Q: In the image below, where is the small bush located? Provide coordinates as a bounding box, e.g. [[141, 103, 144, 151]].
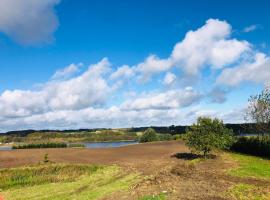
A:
[[43, 153, 49, 163], [158, 134, 173, 141], [12, 142, 67, 149], [231, 135, 270, 157], [139, 128, 158, 143], [173, 134, 183, 140]]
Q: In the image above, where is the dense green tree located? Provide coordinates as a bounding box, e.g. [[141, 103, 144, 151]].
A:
[[139, 128, 158, 143], [184, 117, 235, 156]]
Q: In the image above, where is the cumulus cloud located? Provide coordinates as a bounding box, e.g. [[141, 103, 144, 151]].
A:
[[0, 58, 111, 119], [217, 53, 270, 86], [120, 87, 201, 111], [133, 19, 250, 81], [163, 72, 176, 85], [0, 18, 266, 131], [52, 63, 83, 80], [171, 19, 250, 74], [136, 55, 172, 82], [109, 65, 135, 80], [208, 87, 228, 104], [0, 0, 60, 45]]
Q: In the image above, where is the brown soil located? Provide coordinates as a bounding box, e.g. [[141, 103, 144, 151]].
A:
[[0, 141, 269, 199]]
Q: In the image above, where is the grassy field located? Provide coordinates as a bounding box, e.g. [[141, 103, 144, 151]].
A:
[[226, 153, 270, 200], [0, 164, 139, 200], [228, 153, 270, 179]]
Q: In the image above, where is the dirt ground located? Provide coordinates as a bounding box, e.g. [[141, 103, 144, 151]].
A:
[[0, 141, 269, 199]]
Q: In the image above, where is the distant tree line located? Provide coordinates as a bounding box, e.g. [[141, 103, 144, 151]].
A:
[[0, 123, 259, 137]]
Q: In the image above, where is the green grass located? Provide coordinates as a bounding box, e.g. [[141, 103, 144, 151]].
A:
[[228, 153, 270, 180], [227, 184, 270, 200], [0, 164, 139, 200], [139, 193, 166, 200]]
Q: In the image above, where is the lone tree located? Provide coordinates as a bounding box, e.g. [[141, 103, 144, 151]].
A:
[[246, 87, 270, 135], [184, 117, 234, 157], [139, 128, 158, 143]]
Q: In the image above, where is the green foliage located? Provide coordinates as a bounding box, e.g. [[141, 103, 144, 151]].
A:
[[184, 117, 235, 156], [173, 134, 183, 140], [139, 128, 158, 143], [228, 153, 270, 179], [231, 136, 270, 157], [12, 142, 67, 149], [158, 133, 173, 141]]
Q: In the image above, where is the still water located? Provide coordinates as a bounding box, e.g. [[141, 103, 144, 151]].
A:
[[0, 141, 138, 151], [84, 141, 138, 148]]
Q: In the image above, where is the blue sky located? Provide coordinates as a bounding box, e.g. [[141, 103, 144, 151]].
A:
[[0, 0, 269, 131]]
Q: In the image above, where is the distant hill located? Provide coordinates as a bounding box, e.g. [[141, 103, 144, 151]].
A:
[[0, 123, 257, 136]]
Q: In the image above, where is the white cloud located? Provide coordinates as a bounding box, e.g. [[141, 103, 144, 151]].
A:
[[171, 19, 250, 74], [134, 19, 250, 80], [243, 24, 260, 33], [0, 58, 112, 119], [109, 65, 135, 80], [136, 55, 172, 82], [217, 53, 270, 86], [52, 63, 83, 80], [0, 104, 246, 132], [120, 87, 201, 111], [208, 87, 228, 103], [0, 0, 60, 45], [163, 72, 176, 85]]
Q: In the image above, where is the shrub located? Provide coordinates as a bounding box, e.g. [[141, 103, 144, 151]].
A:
[[173, 134, 183, 140], [158, 133, 173, 141], [12, 142, 67, 149], [139, 128, 158, 143], [43, 153, 49, 163], [184, 117, 235, 156], [231, 135, 270, 157]]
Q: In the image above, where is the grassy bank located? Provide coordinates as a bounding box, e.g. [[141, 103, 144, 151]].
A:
[[0, 164, 139, 200]]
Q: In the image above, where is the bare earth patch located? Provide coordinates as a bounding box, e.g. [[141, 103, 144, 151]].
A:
[[1, 141, 270, 199]]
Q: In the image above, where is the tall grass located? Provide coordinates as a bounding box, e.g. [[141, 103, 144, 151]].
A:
[[1, 165, 140, 200], [0, 164, 101, 190], [12, 142, 67, 149]]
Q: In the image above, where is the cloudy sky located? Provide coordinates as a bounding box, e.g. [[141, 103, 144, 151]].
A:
[[0, 0, 270, 132]]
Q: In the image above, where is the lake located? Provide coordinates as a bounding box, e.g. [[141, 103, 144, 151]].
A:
[[84, 141, 138, 148], [0, 141, 139, 151], [0, 146, 12, 151]]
